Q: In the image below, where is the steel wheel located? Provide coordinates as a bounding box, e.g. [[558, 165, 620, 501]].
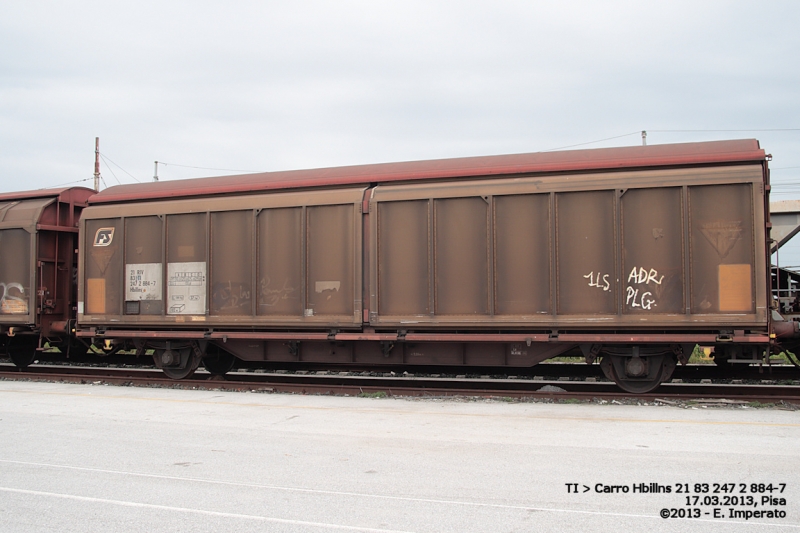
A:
[[154, 346, 200, 380], [8, 340, 37, 369], [161, 363, 199, 380], [202, 346, 236, 376], [601, 352, 676, 394]]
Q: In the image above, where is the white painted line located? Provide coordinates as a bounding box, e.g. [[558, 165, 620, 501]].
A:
[[0, 486, 416, 533]]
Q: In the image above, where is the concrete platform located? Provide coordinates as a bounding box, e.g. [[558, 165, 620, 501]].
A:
[[0, 380, 797, 532]]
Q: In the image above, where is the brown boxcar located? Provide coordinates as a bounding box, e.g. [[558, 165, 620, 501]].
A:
[[0, 187, 94, 367], [76, 140, 776, 391]]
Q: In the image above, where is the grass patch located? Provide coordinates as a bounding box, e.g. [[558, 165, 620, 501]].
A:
[[772, 351, 798, 365], [359, 391, 388, 398], [688, 345, 715, 364]]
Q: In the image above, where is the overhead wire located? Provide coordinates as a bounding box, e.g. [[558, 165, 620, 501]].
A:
[[540, 131, 641, 152], [38, 177, 94, 190], [100, 159, 122, 186], [541, 128, 800, 153], [649, 128, 800, 133], [99, 153, 141, 183]]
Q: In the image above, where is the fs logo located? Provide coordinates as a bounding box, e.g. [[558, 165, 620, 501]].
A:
[[93, 227, 115, 247]]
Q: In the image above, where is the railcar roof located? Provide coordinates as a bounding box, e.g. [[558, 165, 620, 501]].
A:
[[90, 139, 765, 205], [0, 186, 95, 203]]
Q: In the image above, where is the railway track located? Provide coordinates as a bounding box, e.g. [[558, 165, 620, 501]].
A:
[[4, 352, 799, 380], [1, 363, 799, 405]]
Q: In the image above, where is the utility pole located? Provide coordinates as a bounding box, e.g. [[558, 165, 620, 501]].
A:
[[93, 137, 101, 191], [641, 131, 647, 146], [154, 161, 159, 182]]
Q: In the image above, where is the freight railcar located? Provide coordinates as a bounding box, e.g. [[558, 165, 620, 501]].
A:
[[73, 140, 789, 391], [0, 187, 94, 366]]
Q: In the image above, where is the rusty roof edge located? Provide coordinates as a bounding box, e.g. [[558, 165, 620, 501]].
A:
[[89, 140, 766, 205], [0, 186, 96, 203]]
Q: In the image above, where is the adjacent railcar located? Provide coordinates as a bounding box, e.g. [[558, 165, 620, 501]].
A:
[[75, 140, 777, 391], [0, 187, 94, 367]]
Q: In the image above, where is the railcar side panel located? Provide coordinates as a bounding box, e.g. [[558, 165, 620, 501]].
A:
[[0, 188, 93, 350], [307, 204, 355, 317], [493, 193, 551, 315], [257, 207, 303, 316], [621, 187, 684, 314], [0, 198, 57, 325], [369, 164, 767, 329], [210, 210, 252, 316], [125, 215, 163, 315], [78, 188, 365, 328], [556, 190, 617, 315], [434, 197, 490, 315], [0, 228, 32, 317], [84, 218, 123, 315], [689, 184, 755, 314], [377, 200, 430, 315]]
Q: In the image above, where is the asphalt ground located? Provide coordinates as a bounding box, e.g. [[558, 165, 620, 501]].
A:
[[0, 381, 797, 532]]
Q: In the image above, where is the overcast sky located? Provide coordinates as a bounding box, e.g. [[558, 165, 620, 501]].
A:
[[2, 3, 799, 239]]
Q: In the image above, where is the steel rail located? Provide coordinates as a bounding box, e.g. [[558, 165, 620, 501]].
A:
[[1, 365, 798, 404], [3, 357, 799, 381]]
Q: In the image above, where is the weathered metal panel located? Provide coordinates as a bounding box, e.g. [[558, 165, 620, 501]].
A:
[[0, 229, 32, 316], [79, 187, 364, 327], [377, 200, 429, 316], [211, 210, 253, 316], [257, 207, 303, 316], [0, 197, 55, 229], [689, 183, 755, 314], [369, 164, 766, 327], [0, 187, 94, 204], [621, 187, 684, 314], [0, 198, 59, 326], [403, 342, 464, 365], [494, 194, 551, 315], [434, 197, 489, 315], [84, 218, 123, 316], [464, 343, 505, 365], [125, 216, 163, 315], [306, 204, 354, 317], [556, 190, 617, 315], [11, 189, 93, 333], [166, 213, 207, 315], [0, 188, 91, 334], [301, 341, 354, 363]]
